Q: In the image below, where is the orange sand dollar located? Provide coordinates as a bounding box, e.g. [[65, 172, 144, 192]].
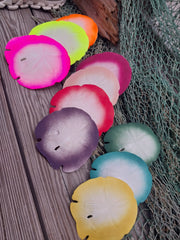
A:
[[70, 177, 138, 240], [56, 14, 98, 47]]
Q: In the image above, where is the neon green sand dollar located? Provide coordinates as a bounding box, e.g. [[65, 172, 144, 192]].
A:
[[70, 177, 137, 240], [29, 21, 89, 65]]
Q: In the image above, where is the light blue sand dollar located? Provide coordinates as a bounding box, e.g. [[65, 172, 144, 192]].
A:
[[90, 152, 152, 204], [104, 123, 160, 165]]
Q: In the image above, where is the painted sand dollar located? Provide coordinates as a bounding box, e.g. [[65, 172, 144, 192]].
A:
[[29, 21, 89, 64], [77, 52, 132, 95], [56, 14, 98, 47], [104, 123, 161, 165], [70, 177, 137, 240], [49, 85, 114, 136], [63, 66, 120, 105], [35, 108, 99, 172], [4, 35, 70, 89], [90, 152, 152, 204]]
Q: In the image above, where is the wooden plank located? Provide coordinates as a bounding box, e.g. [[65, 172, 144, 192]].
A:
[[0, 77, 44, 240], [0, 9, 79, 240]]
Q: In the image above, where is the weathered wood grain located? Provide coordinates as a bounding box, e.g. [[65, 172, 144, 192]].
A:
[[0, 77, 44, 240], [0, 9, 80, 240]]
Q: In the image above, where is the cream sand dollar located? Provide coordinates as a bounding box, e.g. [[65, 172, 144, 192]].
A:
[[63, 66, 120, 105]]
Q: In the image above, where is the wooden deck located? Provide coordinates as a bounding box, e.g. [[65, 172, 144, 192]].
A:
[[0, 8, 89, 240]]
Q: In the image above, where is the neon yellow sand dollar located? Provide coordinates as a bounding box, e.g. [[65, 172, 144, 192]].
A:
[[29, 21, 89, 65]]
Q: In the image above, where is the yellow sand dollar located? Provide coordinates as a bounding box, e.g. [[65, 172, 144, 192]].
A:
[[70, 177, 138, 240], [29, 21, 89, 65]]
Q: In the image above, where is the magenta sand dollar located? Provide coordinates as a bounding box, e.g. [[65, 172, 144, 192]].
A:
[[4, 35, 70, 89], [35, 108, 99, 172]]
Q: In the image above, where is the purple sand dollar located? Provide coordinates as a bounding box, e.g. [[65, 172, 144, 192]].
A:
[[35, 108, 99, 172]]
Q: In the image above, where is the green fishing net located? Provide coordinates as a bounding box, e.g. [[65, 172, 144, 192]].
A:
[[52, 0, 180, 239]]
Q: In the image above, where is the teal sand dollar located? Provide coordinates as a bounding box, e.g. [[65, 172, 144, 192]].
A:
[[104, 123, 160, 165], [90, 152, 152, 204]]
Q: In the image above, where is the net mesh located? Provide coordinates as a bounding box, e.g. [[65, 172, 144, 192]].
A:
[[52, 0, 180, 239]]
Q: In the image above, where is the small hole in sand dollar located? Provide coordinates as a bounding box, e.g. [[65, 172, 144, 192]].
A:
[[54, 146, 60, 151], [91, 168, 97, 171], [16, 77, 20, 80], [37, 138, 41, 142], [72, 200, 78, 203], [50, 104, 56, 108], [21, 57, 27, 61], [120, 148, 125, 151], [87, 215, 93, 218]]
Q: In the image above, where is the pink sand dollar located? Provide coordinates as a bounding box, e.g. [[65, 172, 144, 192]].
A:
[[49, 85, 114, 136], [63, 66, 120, 105], [77, 52, 132, 95], [4, 35, 70, 89]]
